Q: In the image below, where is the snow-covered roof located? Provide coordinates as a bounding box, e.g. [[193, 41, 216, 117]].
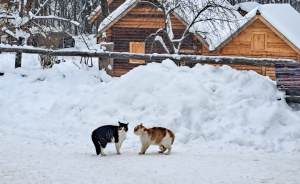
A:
[[234, 2, 260, 13], [98, 0, 138, 33], [258, 4, 300, 51], [97, 0, 243, 51]]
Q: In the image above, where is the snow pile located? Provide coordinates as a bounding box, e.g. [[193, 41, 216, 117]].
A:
[[92, 60, 300, 152], [0, 53, 40, 72], [1, 59, 300, 152]]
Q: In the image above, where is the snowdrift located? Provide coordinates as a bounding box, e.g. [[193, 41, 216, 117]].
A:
[[1, 59, 300, 152]]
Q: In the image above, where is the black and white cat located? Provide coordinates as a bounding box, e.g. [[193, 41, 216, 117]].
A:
[[91, 122, 128, 156]]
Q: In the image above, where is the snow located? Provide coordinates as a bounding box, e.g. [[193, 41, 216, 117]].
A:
[[1, 55, 300, 183], [234, 2, 261, 13]]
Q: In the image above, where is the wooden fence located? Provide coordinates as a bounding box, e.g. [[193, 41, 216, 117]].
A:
[[0, 45, 297, 67]]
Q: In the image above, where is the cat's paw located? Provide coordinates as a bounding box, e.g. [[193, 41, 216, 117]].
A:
[[100, 153, 107, 156], [117, 152, 121, 155], [139, 152, 145, 155]]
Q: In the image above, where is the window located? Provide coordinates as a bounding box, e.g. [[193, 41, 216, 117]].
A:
[[129, 42, 145, 64], [252, 33, 266, 51]]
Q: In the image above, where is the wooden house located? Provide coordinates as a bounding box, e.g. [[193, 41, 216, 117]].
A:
[[91, 0, 300, 79], [211, 4, 300, 79]]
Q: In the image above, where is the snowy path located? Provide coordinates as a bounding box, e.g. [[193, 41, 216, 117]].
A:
[[1, 138, 300, 184]]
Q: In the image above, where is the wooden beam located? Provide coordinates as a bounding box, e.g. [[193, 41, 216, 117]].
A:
[[0, 46, 297, 67]]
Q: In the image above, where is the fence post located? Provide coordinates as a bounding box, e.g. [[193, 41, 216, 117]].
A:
[[98, 42, 114, 75], [15, 37, 24, 68]]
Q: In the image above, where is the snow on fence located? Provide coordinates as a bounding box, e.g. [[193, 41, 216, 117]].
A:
[[0, 45, 297, 67]]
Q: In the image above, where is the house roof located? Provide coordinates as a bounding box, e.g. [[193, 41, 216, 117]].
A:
[[234, 2, 260, 13], [252, 4, 300, 51], [97, 0, 138, 33], [217, 4, 300, 53], [97, 0, 243, 51]]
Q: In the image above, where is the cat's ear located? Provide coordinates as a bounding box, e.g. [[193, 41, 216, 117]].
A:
[[118, 121, 121, 125]]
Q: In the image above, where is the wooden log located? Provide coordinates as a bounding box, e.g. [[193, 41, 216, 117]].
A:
[[0, 46, 297, 67], [286, 96, 300, 103]]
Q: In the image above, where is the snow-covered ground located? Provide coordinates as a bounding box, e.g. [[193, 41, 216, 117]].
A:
[[1, 54, 300, 184]]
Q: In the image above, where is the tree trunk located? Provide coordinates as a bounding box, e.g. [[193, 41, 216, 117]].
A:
[[73, 1, 78, 35], [15, 0, 25, 68], [100, 0, 109, 18]]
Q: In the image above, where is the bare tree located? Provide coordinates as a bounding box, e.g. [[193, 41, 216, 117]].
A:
[[100, 0, 109, 18], [143, 0, 238, 55], [0, 0, 80, 68]]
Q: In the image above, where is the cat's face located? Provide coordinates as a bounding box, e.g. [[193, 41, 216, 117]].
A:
[[134, 124, 145, 135], [118, 121, 128, 132]]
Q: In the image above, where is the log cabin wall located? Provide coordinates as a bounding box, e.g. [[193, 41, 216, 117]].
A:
[[105, 2, 203, 76]]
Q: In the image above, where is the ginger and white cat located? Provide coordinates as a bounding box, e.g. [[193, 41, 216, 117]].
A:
[[134, 124, 175, 155]]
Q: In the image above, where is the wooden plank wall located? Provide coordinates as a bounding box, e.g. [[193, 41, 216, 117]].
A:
[[216, 18, 300, 60]]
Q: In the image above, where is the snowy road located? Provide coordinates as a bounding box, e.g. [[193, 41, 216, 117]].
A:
[[1, 57, 300, 183], [1, 139, 300, 184]]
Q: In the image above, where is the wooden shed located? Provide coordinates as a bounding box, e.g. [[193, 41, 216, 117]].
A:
[[211, 4, 300, 79]]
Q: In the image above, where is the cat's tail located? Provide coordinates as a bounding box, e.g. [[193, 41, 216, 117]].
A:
[[168, 129, 175, 145], [91, 133, 101, 155]]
